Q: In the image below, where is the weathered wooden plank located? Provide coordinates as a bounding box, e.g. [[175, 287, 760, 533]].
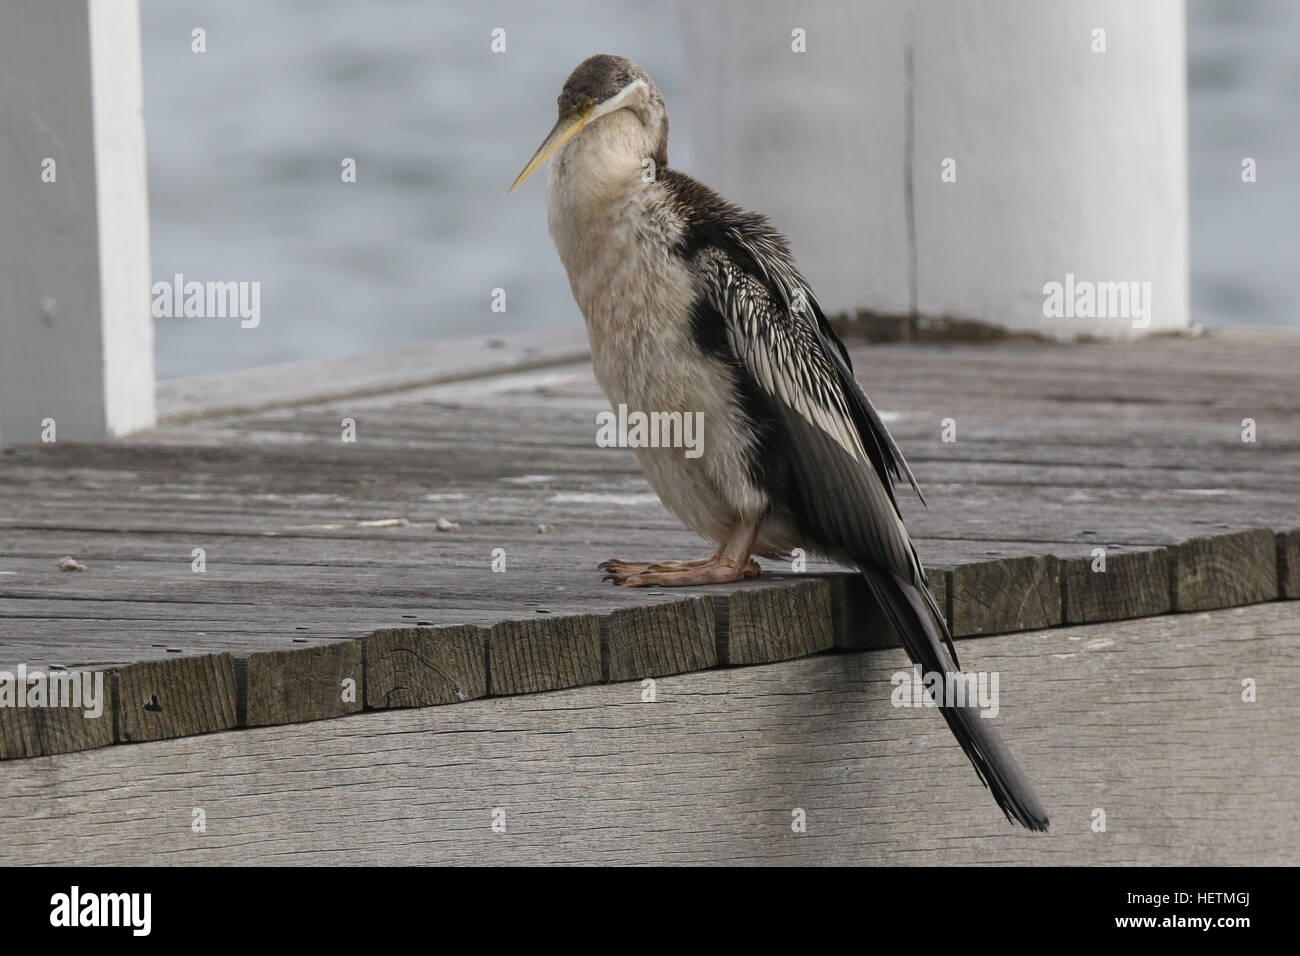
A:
[[715, 578, 834, 664], [5, 502, 1295, 599], [487, 615, 603, 695], [1170, 528, 1279, 612], [1, 333, 1297, 759], [0, 528, 1289, 759], [5, 438, 1296, 502], [828, 572, 889, 650], [927, 567, 951, 629], [0, 602, 1293, 866], [604, 597, 716, 682], [1060, 547, 1171, 625], [1279, 529, 1300, 600], [363, 625, 488, 709], [0, 666, 115, 759], [235, 640, 363, 727], [114, 654, 238, 744], [7, 489, 1293, 560], [155, 326, 592, 423], [827, 567, 949, 650], [949, 554, 1060, 636]]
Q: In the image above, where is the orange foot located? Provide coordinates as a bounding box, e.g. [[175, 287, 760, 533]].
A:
[[601, 557, 760, 588], [597, 555, 718, 577]]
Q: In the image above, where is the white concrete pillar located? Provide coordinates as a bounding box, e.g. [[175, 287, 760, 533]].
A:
[[0, 0, 155, 447], [678, 0, 1188, 338], [679, 0, 913, 317]]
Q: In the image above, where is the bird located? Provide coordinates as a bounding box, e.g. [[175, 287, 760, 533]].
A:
[[509, 54, 1049, 832]]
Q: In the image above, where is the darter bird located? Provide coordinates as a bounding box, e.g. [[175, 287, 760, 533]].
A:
[[509, 54, 1049, 831]]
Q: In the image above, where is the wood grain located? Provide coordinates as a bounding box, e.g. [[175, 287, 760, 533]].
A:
[[114, 653, 238, 743], [950, 554, 1061, 636], [155, 326, 592, 423], [1, 332, 1297, 756], [363, 625, 488, 708], [605, 597, 717, 681], [1170, 528, 1279, 612], [1060, 547, 1171, 624], [715, 578, 834, 665], [0, 601, 1293, 866], [236, 640, 363, 727], [1278, 529, 1300, 601], [0, 666, 115, 759], [488, 615, 603, 695]]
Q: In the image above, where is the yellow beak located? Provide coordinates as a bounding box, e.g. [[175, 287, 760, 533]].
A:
[[508, 107, 587, 194]]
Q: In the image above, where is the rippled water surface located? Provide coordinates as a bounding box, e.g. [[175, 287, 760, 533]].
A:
[[142, 0, 1299, 378]]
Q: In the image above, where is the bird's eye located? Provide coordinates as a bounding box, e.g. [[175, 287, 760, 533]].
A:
[[580, 98, 595, 114]]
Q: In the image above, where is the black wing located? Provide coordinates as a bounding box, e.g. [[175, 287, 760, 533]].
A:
[[694, 247, 919, 577], [689, 243, 1049, 829], [663, 167, 922, 510], [693, 245, 956, 665]]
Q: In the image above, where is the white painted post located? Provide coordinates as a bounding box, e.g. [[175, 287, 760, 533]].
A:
[[678, 0, 1189, 338], [0, 0, 155, 447], [679, 0, 913, 316]]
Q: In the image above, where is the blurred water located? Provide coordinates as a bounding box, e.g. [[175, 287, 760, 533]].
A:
[[142, 0, 1298, 379], [1187, 0, 1300, 330], [142, 0, 691, 378]]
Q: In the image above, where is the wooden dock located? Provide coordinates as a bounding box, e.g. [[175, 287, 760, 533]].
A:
[[0, 327, 1297, 864]]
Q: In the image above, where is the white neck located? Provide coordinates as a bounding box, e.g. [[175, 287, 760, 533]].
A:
[[551, 112, 650, 204], [546, 80, 664, 210], [544, 83, 673, 316]]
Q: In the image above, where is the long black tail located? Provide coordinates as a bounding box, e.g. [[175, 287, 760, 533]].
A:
[[861, 564, 1049, 831]]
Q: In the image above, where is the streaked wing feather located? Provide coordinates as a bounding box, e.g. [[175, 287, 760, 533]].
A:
[[726, 230, 925, 508], [696, 249, 915, 576]]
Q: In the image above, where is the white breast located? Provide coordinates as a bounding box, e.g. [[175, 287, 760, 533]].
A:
[[544, 120, 769, 544]]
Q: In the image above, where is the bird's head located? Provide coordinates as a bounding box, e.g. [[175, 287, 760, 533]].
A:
[[509, 54, 667, 194]]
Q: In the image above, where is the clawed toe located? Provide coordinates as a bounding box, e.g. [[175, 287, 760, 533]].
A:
[[598, 555, 718, 577], [599, 559, 653, 577], [606, 559, 761, 588], [597, 543, 756, 588]]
